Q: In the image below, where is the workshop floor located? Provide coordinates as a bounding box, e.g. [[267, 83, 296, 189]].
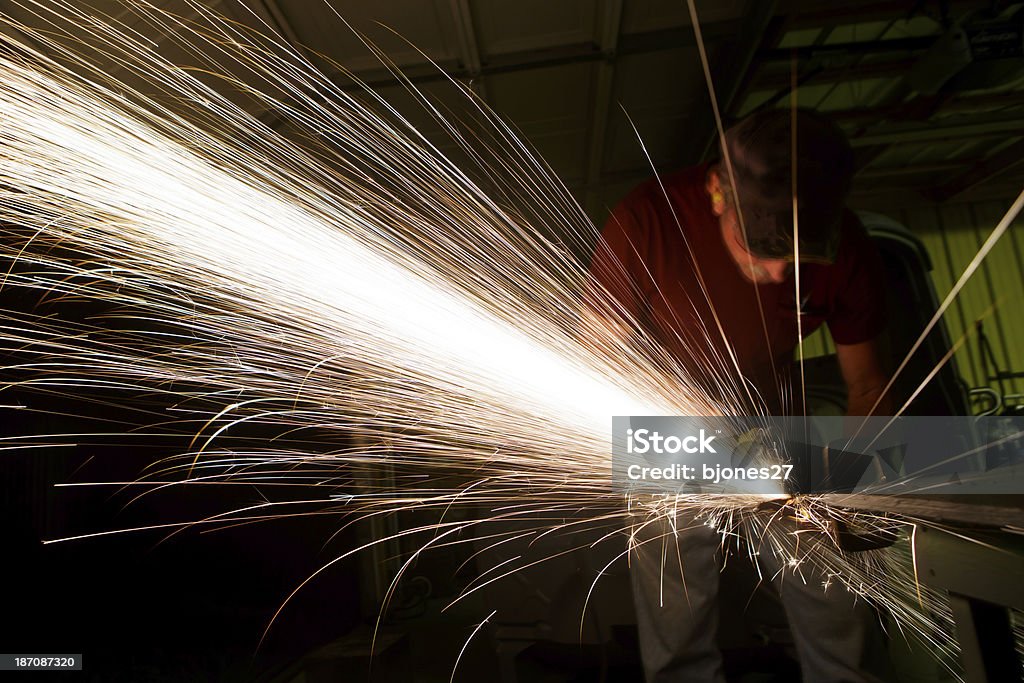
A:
[[261, 594, 819, 683]]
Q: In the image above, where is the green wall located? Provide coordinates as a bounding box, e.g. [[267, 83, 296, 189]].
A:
[[801, 197, 1024, 411]]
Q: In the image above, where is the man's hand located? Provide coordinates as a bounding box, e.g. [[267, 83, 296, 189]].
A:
[[835, 336, 892, 417]]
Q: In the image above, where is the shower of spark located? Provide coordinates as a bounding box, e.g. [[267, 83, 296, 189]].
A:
[[0, 0, 1002, 674], [0, 1, 708, 466], [0, 0, 754, 611]]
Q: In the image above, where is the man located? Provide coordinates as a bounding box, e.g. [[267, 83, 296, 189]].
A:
[[589, 109, 894, 682]]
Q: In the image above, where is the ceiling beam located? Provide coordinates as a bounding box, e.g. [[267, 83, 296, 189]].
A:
[[691, 0, 779, 162], [448, 0, 486, 99], [268, 19, 727, 130], [751, 57, 915, 90], [759, 35, 935, 61], [940, 90, 1024, 114], [846, 111, 1024, 146], [582, 0, 623, 218], [320, 18, 744, 94], [827, 91, 1024, 126], [850, 182, 1024, 209], [925, 137, 1024, 201], [857, 160, 965, 179], [778, 0, 992, 29], [724, 13, 790, 119], [808, 91, 1024, 137], [707, 0, 781, 115], [852, 143, 890, 172]]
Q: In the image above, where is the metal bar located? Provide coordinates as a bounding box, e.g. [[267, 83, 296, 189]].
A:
[[819, 493, 1024, 529]]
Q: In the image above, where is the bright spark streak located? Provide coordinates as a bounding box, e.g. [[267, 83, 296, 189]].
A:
[[0, 3, 1009, 673], [10, 73, 662, 428]]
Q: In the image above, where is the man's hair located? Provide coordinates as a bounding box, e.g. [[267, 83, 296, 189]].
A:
[[718, 108, 854, 196], [713, 108, 854, 263]]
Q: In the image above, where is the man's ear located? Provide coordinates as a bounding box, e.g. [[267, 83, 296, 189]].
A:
[[706, 169, 726, 217]]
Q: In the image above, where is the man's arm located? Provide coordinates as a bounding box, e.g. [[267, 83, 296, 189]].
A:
[[835, 335, 892, 416]]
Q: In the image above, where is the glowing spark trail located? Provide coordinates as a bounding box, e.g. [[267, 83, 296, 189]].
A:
[[0, 3, 694, 458], [0, 0, 740, 623], [0, 1, 1007, 676]]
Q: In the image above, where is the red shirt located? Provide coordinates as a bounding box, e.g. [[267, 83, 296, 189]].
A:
[[589, 164, 887, 412]]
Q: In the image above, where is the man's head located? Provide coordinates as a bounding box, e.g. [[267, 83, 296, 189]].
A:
[[706, 108, 854, 284]]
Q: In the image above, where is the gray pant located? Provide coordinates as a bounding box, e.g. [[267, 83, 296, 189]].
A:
[[630, 514, 892, 683]]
